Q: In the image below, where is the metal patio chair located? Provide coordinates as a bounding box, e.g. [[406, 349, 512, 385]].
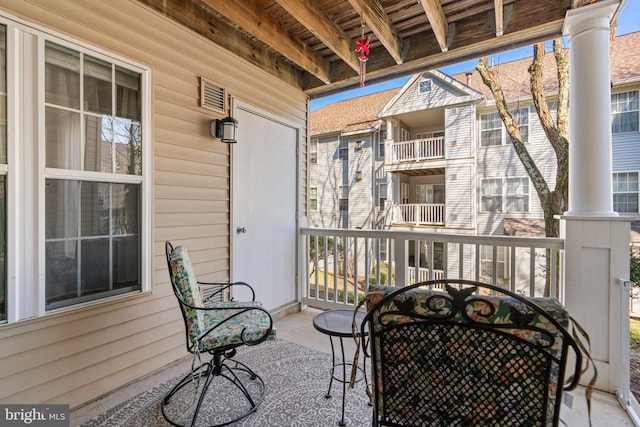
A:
[[361, 279, 584, 427], [162, 241, 273, 427]]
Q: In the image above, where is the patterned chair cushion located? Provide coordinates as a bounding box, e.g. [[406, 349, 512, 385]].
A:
[[363, 284, 572, 426], [169, 245, 272, 351]]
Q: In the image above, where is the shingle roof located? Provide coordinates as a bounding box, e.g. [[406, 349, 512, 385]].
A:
[[310, 32, 640, 133], [452, 31, 640, 101], [310, 89, 397, 135]]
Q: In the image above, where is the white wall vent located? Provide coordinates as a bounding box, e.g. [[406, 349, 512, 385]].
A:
[[200, 77, 226, 114]]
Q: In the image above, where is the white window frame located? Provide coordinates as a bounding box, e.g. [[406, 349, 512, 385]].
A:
[[611, 90, 639, 134], [338, 137, 348, 160], [309, 139, 318, 164], [480, 107, 529, 147], [481, 177, 530, 213], [377, 129, 386, 158], [613, 171, 639, 213], [505, 177, 530, 212], [2, 15, 152, 323], [309, 187, 318, 211], [377, 181, 387, 211]]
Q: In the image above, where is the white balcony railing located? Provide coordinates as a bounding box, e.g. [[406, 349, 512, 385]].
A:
[[390, 203, 445, 225], [388, 137, 445, 164], [301, 227, 564, 311]]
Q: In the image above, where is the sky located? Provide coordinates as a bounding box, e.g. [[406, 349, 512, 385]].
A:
[[310, 0, 640, 111]]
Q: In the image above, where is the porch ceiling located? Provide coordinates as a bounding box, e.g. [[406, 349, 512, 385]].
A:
[[135, 0, 616, 99]]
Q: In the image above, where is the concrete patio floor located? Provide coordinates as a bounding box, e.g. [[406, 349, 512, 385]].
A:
[[70, 307, 636, 426]]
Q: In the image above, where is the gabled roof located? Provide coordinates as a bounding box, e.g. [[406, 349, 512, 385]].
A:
[[310, 89, 396, 136], [379, 70, 483, 118]]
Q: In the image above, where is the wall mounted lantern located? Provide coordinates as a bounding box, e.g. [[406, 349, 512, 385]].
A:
[[211, 116, 238, 143]]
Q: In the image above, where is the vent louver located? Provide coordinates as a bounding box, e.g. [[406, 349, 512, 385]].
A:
[[200, 77, 226, 114]]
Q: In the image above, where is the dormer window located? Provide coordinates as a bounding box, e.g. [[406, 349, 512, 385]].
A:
[[419, 79, 432, 93]]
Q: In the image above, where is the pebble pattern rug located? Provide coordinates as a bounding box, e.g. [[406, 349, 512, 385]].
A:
[[81, 339, 372, 426]]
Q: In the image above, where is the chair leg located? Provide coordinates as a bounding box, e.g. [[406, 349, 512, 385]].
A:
[[161, 352, 266, 427]]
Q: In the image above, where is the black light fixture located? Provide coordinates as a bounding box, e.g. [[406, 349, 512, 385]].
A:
[[211, 116, 238, 143]]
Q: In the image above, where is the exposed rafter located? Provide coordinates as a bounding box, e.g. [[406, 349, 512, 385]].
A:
[[494, 0, 504, 36], [274, 0, 360, 73], [137, 0, 615, 98], [201, 0, 332, 83], [419, 0, 449, 52], [347, 0, 404, 64]]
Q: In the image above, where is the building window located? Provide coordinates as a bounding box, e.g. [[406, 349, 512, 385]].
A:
[[480, 112, 502, 146], [481, 178, 529, 213], [310, 139, 318, 164], [511, 108, 529, 143], [419, 79, 432, 93], [377, 182, 387, 211], [377, 129, 386, 158], [481, 179, 503, 212], [2, 19, 149, 321], [338, 137, 348, 160], [612, 91, 639, 134], [309, 187, 318, 211], [44, 41, 144, 310], [505, 177, 529, 212], [613, 172, 639, 213], [481, 108, 529, 146]]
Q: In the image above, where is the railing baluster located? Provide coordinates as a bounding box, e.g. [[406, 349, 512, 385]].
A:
[[301, 228, 564, 310]]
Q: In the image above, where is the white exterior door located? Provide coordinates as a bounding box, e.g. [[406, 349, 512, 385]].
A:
[[231, 100, 298, 311]]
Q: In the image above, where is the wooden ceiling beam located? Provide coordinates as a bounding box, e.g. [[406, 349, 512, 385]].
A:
[[201, 0, 332, 83], [347, 0, 405, 64], [274, 0, 360, 73], [494, 0, 504, 36], [419, 0, 449, 52]]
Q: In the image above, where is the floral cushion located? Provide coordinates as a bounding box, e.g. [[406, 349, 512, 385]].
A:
[[169, 245, 272, 351], [364, 284, 572, 426]]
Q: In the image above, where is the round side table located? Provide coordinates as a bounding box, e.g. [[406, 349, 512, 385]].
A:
[[313, 309, 369, 426]]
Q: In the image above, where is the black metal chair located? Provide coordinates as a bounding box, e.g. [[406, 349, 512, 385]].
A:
[[361, 279, 584, 427], [162, 241, 274, 427]]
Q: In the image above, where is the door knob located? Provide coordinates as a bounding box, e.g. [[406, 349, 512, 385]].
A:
[[237, 227, 247, 234]]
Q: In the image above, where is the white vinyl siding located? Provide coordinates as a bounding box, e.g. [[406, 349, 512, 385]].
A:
[[384, 72, 472, 114], [445, 105, 474, 159], [445, 164, 473, 228]]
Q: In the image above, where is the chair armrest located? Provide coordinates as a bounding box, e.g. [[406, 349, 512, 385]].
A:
[[197, 280, 256, 302], [196, 303, 274, 347]]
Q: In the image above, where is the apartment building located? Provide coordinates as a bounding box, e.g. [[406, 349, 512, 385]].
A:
[[309, 31, 640, 287]]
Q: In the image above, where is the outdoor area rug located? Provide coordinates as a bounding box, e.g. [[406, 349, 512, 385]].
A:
[[81, 339, 372, 426]]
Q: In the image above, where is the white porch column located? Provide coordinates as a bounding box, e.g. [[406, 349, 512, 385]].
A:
[[561, 0, 630, 396], [564, 0, 618, 217]]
